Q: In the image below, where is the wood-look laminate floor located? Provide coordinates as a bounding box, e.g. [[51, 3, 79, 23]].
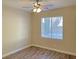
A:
[[3, 46, 76, 59]]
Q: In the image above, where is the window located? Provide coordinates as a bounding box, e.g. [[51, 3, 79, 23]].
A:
[[41, 16, 63, 40]]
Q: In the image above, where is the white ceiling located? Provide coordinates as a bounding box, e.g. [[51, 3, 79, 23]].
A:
[[3, 0, 76, 12]]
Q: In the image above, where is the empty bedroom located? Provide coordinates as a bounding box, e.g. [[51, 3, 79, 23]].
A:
[[2, 0, 76, 59]]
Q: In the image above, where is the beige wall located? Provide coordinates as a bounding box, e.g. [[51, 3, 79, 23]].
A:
[[2, 6, 31, 55], [31, 6, 76, 55]]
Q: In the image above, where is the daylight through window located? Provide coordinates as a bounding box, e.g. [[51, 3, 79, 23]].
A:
[[41, 16, 63, 39]]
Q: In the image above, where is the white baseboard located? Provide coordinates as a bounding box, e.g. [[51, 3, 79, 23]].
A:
[[31, 44, 76, 56], [2, 45, 32, 58], [3, 44, 76, 58]]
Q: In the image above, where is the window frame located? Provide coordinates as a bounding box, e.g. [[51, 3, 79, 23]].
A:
[[41, 16, 64, 40]]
